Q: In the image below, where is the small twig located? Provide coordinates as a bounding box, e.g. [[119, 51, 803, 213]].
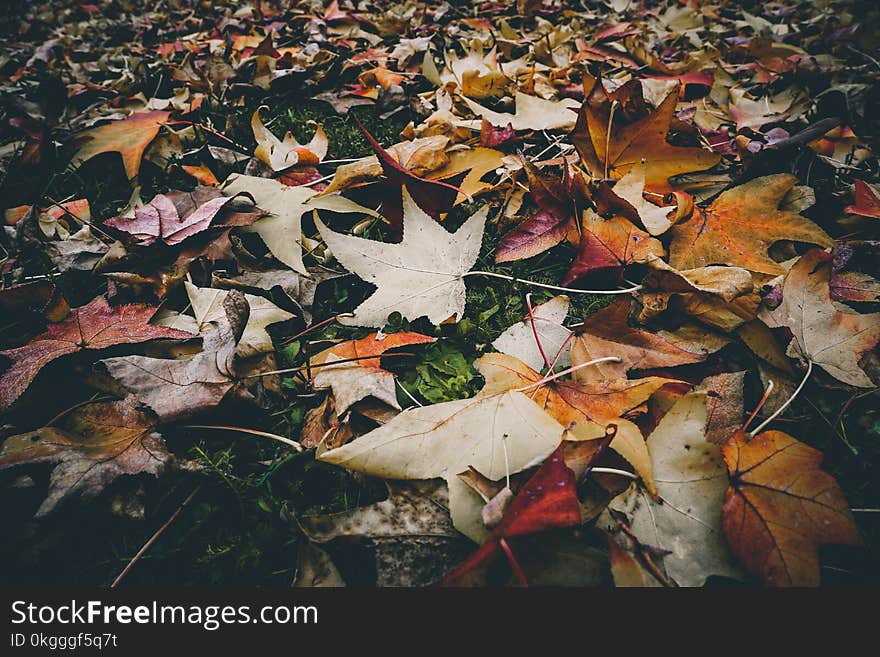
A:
[[396, 379, 424, 407], [111, 485, 202, 588], [604, 100, 619, 180], [591, 467, 638, 480], [548, 330, 575, 372], [280, 313, 354, 345]]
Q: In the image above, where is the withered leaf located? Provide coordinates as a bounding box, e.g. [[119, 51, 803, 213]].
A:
[[0, 397, 175, 516], [0, 296, 193, 411]]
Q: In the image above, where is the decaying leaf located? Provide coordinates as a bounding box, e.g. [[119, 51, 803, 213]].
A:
[[475, 352, 674, 493], [759, 249, 880, 387], [312, 331, 436, 413], [495, 159, 575, 263], [0, 296, 192, 411], [570, 298, 706, 383], [444, 445, 582, 585], [105, 186, 262, 246], [492, 295, 573, 371], [572, 85, 720, 192], [564, 210, 665, 285], [251, 108, 328, 172], [101, 291, 249, 422], [318, 374, 567, 541], [0, 397, 175, 516], [460, 92, 580, 131], [610, 391, 743, 587], [639, 255, 757, 330], [71, 110, 171, 181]]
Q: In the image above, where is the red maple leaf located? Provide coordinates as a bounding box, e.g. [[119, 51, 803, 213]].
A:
[[0, 296, 193, 410]]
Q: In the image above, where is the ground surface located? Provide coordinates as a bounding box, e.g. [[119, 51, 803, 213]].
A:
[[0, 1, 878, 587]]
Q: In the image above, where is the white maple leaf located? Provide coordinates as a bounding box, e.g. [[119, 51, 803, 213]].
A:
[[315, 187, 488, 328], [222, 174, 378, 274]]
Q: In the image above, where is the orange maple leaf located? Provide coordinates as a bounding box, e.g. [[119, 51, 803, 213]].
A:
[[71, 110, 171, 181], [721, 429, 861, 586], [669, 174, 833, 277]]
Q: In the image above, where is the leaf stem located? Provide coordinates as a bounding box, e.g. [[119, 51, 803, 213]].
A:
[[499, 537, 528, 587], [182, 425, 304, 451], [515, 356, 622, 392], [749, 360, 813, 437], [742, 380, 774, 432], [525, 293, 552, 371], [464, 271, 641, 295], [590, 467, 638, 480], [244, 352, 416, 378]]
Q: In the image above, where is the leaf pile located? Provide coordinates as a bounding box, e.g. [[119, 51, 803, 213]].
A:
[[1, 0, 878, 588]]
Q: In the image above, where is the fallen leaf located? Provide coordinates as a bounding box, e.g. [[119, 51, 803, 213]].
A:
[[105, 186, 262, 246], [301, 482, 458, 542], [844, 179, 880, 219], [318, 376, 566, 541], [479, 120, 517, 148], [212, 268, 337, 324], [611, 391, 743, 586], [609, 165, 678, 235], [101, 291, 248, 422], [572, 85, 719, 192], [460, 92, 580, 131], [830, 241, 880, 303], [251, 108, 328, 172], [0, 397, 175, 516], [443, 445, 581, 585], [721, 429, 861, 586], [698, 371, 746, 445], [156, 282, 294, 359], [0, 296, 192, 411], [320, 135, 450, 195], [426, 146, 505, 203], [351, 120, 463, 238], [315, 187, 487, 327], [563, 210, 665, 285], [759, 249, 880, 387], [71, 110, 171, 181], [492, 295, 572, 371], [181, 164, 219, 186], [312, 331, 436, 413], [495, 160, 576, 263], [222, 173, 377, 274], [638, 254, 757, 330], [475, 352, 673, 492], [570, 297, 705, 384], [669, 174, 834, 277]]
